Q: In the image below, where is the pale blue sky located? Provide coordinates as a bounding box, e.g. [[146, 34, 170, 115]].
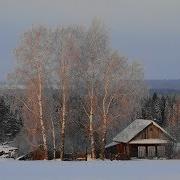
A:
[[0, 0, 180, 80]]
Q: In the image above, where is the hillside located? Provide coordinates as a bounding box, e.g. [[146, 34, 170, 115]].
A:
[[146, 80, 180, 95], [1, 80, 180, 94], [146, 80, 180, 90]]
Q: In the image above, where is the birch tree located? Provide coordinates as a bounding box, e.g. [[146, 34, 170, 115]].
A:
[[80, 19, 109, 159], [13, 26, 51, 159], [52, 27, 81, 160], [98, 52, 129, 158], [77, 20, 147, 159], [100, 58, 147, 158]]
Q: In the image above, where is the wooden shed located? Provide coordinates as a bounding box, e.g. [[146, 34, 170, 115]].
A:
[[105, 119, 175, 160]]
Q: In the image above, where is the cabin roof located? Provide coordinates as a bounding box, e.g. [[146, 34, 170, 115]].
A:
[[113, 119, 174, 143]]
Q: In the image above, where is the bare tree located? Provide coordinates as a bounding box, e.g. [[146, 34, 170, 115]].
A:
[[12, 26, 51, 159], [98, 52, 128, 159], [79, 19, 109, 159], [100, 57, 147, 158], [52, 27, 81, 160]]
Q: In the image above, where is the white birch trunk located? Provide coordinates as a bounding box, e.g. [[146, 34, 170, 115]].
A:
[[60, 63, 67, 160], [60, 89, 66, 160], [37, 63, 48, 159], [50, 117, 56, 159], [101, 114, 107, 159], [89, 86, 96, 159]]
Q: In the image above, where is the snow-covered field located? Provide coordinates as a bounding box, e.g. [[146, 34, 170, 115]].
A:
[[0, 160, 180, 180]]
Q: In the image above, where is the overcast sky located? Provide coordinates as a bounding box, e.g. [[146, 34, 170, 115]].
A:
[[0, 0, 180, 80]]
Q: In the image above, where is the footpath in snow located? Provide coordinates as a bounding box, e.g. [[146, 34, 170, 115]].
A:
[[0, 160, 180, 180]]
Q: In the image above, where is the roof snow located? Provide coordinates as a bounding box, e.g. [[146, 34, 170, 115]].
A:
[[129, 139, 169, 144], [113, 119, 152, 143]]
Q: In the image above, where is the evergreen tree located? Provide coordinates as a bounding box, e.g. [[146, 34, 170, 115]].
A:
[[151, 93, 162, 124], [0, 96, 22, 142]]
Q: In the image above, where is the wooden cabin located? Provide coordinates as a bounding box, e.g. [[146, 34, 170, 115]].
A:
[[105, 119, 175, 160]]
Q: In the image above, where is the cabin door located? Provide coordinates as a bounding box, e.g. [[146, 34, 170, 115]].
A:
[[148, 146, 156, 158], [138, 146, 146, 158], [157, 146, 165, 157]]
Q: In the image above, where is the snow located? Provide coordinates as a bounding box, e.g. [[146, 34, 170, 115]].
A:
[[0, 145, 18, 153], [129, 139, 169, 144], [0, 160, 180, 180]]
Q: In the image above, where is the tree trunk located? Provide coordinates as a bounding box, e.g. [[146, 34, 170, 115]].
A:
[[37, 65, 48, 159], [50, 117, 56, 159], [101, 114, 107, 159], [89, 88, 96, 159], [101, 86, 109, 160], [89, 112, 96, 159], [60, 85, 66, 160]]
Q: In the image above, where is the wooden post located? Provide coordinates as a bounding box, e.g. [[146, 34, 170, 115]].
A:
[[85, 147, 87, 161]]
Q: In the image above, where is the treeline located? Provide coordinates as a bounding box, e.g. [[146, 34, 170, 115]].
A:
[[8, 20, 147, 160], [139, 92, 180, 141], [2, 90, 180, 156]]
